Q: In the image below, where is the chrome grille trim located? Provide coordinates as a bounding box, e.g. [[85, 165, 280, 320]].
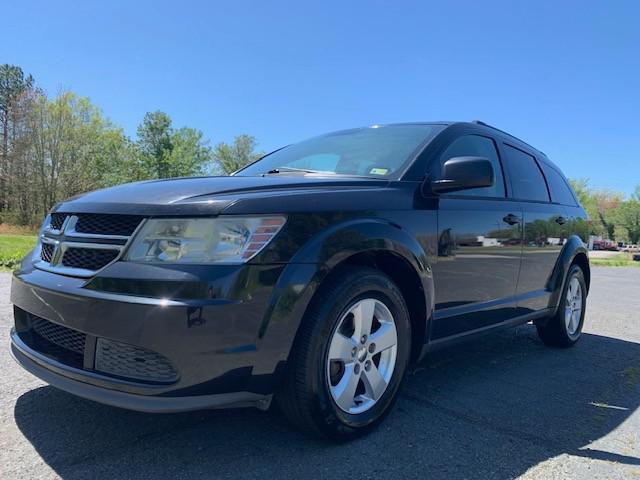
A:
[[34, 214, 145, 277]]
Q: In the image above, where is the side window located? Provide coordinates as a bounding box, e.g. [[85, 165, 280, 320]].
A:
[[541, 163, 577, 206], [438, 135, 505, 198], [503, 144, 549, 202]]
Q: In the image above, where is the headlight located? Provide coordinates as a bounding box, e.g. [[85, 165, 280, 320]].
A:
[[124, 216, 286, 264]]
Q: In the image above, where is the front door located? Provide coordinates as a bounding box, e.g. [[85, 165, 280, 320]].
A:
[[430, 134, 522, 339]]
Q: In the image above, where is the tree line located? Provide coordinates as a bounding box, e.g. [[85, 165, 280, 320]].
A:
[[570, 180, 640, 244], [0, 64, 261, 226]]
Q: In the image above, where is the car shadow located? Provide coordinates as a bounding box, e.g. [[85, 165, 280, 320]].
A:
[[13, 325, 640, 479]]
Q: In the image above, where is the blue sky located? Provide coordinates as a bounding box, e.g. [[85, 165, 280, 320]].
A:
[[4, 0, 639, 194]]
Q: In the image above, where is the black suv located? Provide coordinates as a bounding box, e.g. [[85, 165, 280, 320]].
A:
[[10, 121, 590, 439]]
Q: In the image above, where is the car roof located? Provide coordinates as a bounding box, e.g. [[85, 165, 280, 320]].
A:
[[381, 120, 543, 154], [382, 120, 562, 171]]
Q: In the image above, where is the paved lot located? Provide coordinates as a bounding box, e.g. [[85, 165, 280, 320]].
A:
[[1, 268, 639, 479]]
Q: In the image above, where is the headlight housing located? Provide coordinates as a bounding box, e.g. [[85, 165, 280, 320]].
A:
[[124, 216, 286, 264]]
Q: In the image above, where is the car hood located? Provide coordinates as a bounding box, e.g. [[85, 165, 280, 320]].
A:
[[53, 175, 396, 216]]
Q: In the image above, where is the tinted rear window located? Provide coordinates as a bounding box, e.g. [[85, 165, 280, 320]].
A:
[[503, 145, 549, 202], [541, 164, 577, 206]]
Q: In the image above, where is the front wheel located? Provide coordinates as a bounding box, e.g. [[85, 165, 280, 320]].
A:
[[277, 267, 411, 440], [537, 264, 587, 348]]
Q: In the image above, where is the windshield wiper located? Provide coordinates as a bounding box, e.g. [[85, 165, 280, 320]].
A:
[[264, 166, 335, 175]]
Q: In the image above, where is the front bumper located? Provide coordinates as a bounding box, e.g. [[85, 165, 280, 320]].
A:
[[10, 331, 271, 412], [9, 260, 318, 411]]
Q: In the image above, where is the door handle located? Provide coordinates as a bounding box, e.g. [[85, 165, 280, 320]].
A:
[[556, 216, 567, 225], [503, 214, 521, 225]]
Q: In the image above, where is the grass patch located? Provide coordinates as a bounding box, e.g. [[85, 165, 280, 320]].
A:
[[0, 234, 37, 270], [0, 224, 38, 235], [590, 252, 640, 267]]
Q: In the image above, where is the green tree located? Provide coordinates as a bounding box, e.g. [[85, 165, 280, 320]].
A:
[[92, 130, 145, 187], [0, 64, 35, 213], [615, 199, 640, 244], [569, 178, 591, 208], [593, 190, 623, 240], [166, 127, 212, 177], [27, 92, 131, 216], [569, 178, 598, 236], [568, 178, 623, 239], [136, 111, 173, 178], [213, 134, 262, 174], [0, 64, 265, 226], [135, 111, 211, 178]]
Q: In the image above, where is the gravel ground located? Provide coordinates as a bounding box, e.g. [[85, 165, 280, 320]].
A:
[[1, 267, 639, 479]]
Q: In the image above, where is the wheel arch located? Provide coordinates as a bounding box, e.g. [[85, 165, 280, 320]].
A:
[[320, 249, 431, 362], [547, 235, 590, 313], [571, 251, 590, 293], [261, 218, 435, 378]]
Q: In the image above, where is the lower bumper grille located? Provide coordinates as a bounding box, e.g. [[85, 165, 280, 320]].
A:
[[15, 309, 178, 385], [32, 316, 86, 355], [25, 316, 86, 369], [95, 338, 179, 383]]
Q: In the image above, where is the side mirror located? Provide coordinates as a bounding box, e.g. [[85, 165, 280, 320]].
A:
[[430, 156, 494, 194]]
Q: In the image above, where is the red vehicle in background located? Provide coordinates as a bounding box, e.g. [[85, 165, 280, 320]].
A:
[[593, 239, 618, 251]]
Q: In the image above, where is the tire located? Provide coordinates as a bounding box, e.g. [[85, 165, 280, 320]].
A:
[[277, 267, 411, 440], [536, 264, 587, 348]]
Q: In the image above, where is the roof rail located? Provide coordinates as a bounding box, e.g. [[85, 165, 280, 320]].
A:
[[471, 120, 544, 155]]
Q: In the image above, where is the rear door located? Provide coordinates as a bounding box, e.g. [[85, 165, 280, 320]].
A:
[[431, 134, 523, 339], [540, 161, 589, 244], [501, 144, 562, 313]]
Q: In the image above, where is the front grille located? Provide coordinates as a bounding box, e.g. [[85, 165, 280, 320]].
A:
[[36, 213, 142, 276], [95, 338, 179, 383], [50, 213, 67, 230], [75, 214, 143, 237], [61, 247, 119, 270], [41, 243, 54, 262], [32, 316, 86, 355]]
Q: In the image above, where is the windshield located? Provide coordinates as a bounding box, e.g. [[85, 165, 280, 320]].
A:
[[237, 124, 442, 178]]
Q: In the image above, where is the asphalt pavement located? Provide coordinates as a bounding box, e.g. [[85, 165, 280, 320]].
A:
[[1, 267, 639, 479]]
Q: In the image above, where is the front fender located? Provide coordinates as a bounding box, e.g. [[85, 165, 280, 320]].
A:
[[253, 218, 433, 376], [290, 217, 430, 270]]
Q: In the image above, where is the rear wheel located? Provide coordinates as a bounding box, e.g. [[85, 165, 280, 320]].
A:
[[277, 267, 411, 440], [537, 264, 586, 348]]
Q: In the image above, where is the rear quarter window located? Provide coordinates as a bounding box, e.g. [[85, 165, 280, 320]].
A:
[[541, 163, 577, 206], [503, 144, 549, 202]]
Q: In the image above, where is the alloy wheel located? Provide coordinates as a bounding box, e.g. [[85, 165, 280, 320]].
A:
[[326, 298, 398, 414], [565, 276, 583, 336]]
